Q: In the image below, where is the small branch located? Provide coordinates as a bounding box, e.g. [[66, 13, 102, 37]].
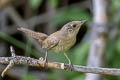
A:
[[10, 46, 16, 57], [1, 60, 14, 77], [1, 46, 120, 77], [1, 46, 15, 77]]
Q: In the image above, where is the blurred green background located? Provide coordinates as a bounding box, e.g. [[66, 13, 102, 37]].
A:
[[0, 0, 120, 80]]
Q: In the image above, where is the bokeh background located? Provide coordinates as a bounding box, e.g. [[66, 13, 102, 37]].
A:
[[0, 0, 120, 80]]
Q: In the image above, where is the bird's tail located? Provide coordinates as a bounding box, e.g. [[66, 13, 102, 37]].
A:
[[17, 27, 48, 41]]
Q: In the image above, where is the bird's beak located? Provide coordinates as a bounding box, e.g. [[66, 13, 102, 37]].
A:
[[77, 19, 87, 27], [81, 19, 88, 23]]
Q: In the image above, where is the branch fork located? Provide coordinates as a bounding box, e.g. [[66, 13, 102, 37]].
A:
[[1, 46, 15, 77]]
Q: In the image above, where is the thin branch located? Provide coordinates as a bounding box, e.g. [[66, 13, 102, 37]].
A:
[[1, 60, 14, 77], [1, 46, 120, 77], [1, 46, 15, 77]]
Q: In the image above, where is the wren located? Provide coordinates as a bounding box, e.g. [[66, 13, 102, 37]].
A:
[[18, 20, 87, 69]]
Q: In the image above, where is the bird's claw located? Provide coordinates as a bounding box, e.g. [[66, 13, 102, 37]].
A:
[[68, 62, 73, 71], [43, 58, 48, 67], [38, 57, 48, 67], [39, 57, 44, 61]]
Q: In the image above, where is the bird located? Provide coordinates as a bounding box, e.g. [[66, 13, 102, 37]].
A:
[[17, 20, 87, 69]]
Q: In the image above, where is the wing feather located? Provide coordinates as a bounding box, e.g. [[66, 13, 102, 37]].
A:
[[42, 32, 60, 49]]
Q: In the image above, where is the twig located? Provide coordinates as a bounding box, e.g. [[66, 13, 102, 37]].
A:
[[1, 46, 15, 77], [1, 46, 120, 77]]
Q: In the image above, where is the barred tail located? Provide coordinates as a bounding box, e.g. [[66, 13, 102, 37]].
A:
[[17, 27, 48, 41]]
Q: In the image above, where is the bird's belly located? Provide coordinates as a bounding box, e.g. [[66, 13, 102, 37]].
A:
[[51, 37, 76, 53]]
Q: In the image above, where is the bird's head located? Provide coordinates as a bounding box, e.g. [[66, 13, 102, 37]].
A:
[[61, 20, 87, 36]]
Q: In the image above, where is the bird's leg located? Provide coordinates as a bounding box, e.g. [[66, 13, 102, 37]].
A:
[[43, 50, 48, 67], [64, 52, 73, 70]]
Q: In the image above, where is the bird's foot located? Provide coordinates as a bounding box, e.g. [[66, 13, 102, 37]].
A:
[[43, 58, 48, 67], [68, 61, 73, 71], [38, 57, 48, 67]]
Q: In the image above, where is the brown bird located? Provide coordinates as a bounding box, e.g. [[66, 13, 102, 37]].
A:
[[18, 20, 87, 69]]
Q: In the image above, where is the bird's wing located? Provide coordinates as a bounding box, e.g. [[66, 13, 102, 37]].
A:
[[42, 32, 60, 49], [17, 27, 48, 42]]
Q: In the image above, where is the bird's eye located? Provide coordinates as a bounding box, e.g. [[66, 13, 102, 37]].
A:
[[72, 24, 76, 28]]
